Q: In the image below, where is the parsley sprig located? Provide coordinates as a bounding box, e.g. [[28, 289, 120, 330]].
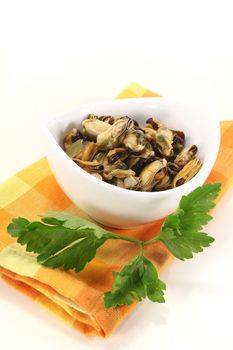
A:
[[7, 183, 221, 308]]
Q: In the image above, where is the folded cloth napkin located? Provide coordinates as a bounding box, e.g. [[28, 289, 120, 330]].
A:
[[0, 83, 233, 338]]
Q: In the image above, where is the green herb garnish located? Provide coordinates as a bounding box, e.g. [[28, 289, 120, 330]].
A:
[[104, 255, 166, 308], [7, 183, 221, 309]]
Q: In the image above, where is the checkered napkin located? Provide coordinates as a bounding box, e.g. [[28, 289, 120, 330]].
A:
[[0, 83, 233, 337]]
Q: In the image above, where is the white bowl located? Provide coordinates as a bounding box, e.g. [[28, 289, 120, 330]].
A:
[[44, 97, 220, 228]]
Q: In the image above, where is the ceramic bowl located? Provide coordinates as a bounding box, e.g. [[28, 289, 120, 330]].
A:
[[44, 97, 220, 228]]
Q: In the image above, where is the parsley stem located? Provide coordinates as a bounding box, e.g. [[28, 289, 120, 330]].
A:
[[140, 243, 144, 256], [142, 235, 160, 246], [107, 232, 143, 245], [107, 231, 161, 247]]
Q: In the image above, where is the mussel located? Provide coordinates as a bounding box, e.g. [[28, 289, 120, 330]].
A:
[[97, 117, 133, 150], [123, 175, 141, 190], [93, 151, 107, 164], [63, 114, 202, 192], [172, 158, 202, 187], [91, 173, 103, 181], [65, 139, 84, 159], [107, 147, 129, 164], [139, 159, 167, 192], [82, 114, 111, 140], [167, 162, 180, 176], [103, 168, 136, 181], [172, 130, 185, 154], [127, 155, 157, 175], [81, 142, 99, 161], [143, 127, 157, 141], [155, 127, 174, 157], [154, 174, 172, 191], [111, 177, 124, 188], [98, 116, 116, 125], [111, 175, 141, 190], [74, 159, 104, 173], [123, 129, 146, 152], [65, 140, 99, 162], [174, 145, 198, 167], [145, 117, 163, 130], [136, 142, 155, 159], [63, 128, 79, 150]]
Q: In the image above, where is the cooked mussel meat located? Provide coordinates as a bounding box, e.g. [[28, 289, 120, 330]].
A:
[[98, 116, 116, 124], [82, 115, 111, 140], [154, 174, 172, 191], [167, 162, 180, 176], [136, 142, 155, 159], [97, 117, 133, 150], [107, 147, 129, 164], [64, 128, 80, 150], [65, 139, 84, 159], [93, 151, 107, 164], [139, 159, 167, 192], [124, 176, 141, 190], [91, 173, 103, 181], [172, 130, 185, 154], [172, 158, 202, 187], [174, 145, 198, 167], [123, 128, 146, 152], [103, 168, 136, 181], [63, 114, 202, 192], [155, 127, 174, 157], [145, 117, 163, 130], [74, 159, 104, 173]]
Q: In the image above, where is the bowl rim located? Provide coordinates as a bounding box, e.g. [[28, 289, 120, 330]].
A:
[[44, 97, 220, 198]]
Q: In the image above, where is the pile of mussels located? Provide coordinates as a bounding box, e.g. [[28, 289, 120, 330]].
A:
[[63, 114, 202, 192]]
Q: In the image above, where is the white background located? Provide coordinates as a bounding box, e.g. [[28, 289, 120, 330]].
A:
[[0, 1, 233, 349]]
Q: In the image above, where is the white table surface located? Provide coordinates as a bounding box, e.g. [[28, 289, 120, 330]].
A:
[[0, 1, 233, 349]]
